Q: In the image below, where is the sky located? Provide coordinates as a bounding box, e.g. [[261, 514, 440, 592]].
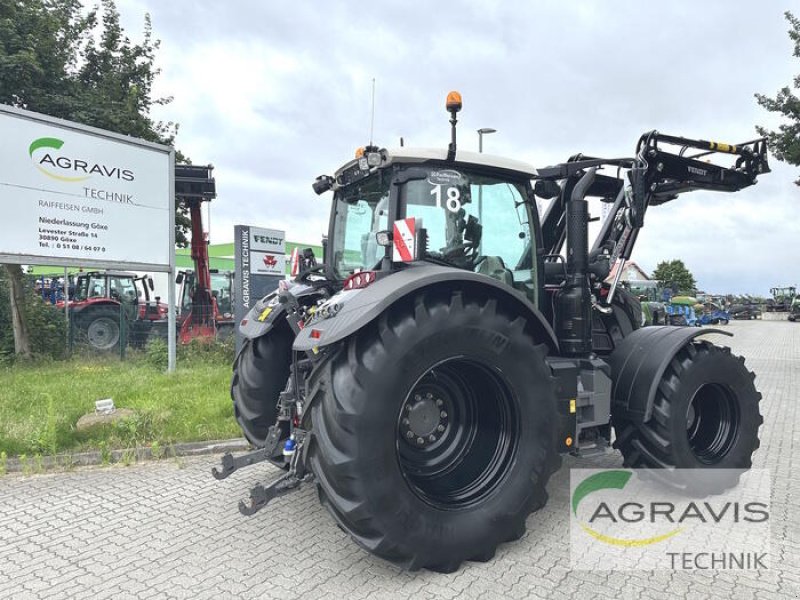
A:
[[116, 0, 799, 296]]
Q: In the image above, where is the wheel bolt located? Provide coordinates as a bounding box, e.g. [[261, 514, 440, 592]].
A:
[[406, 431, 414, 439], [440, 411, 447, 418], [428, 435, 436, 442], [437, 425, 445, 432], [436, 399, 443, 407], [416, 437, 425, 445], [402, 418, 410, 425], [414, 394, 422, 402]]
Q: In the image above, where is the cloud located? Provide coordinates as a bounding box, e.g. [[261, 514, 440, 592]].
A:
[[117, 0, 799, 295]]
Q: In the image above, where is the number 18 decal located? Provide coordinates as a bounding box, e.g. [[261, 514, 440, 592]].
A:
[[430, 185, 462, 213]]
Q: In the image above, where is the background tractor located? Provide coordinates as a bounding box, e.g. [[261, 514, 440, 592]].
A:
[[216, 93, 770, 572], [766, 286, 796, 312], [789, 295, 800, 322], [62, 270, 166, 351]]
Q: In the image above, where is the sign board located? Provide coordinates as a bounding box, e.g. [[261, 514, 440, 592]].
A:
[[0, 105, 174, 271], [233, 225, 286, 351]]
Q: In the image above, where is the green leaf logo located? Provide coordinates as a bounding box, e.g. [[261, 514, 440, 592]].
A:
[[29, 137, 90, 182], [29, 137, 64, 157], [572, 470, 682, 547]]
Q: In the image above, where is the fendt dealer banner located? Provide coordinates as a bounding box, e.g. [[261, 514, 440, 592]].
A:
[[0, 106, 173, 271]]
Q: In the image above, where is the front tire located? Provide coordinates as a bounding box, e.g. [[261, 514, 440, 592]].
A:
[[308, 288, 559, 572], [613, 341, 762, 494]]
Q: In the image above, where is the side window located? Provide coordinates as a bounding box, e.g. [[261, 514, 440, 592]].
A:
[[466, 182, 529, 270]]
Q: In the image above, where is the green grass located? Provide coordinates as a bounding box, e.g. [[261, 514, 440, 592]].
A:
[[0, 354, 240, 457]]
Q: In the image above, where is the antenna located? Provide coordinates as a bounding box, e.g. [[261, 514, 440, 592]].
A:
[[369, 78, 376, 146]]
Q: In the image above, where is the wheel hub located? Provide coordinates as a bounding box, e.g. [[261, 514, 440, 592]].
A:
[[400, 392, 449, 447]]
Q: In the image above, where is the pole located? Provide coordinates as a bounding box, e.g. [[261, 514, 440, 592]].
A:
[[64, 266, 69, 353], [168, 267, 176, 372]]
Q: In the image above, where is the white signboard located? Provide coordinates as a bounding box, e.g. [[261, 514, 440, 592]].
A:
[[0, 105, 174, 271], [249, 227, 286, 276]]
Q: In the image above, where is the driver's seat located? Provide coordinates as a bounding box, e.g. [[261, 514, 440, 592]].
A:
[[475, 256, 514, 287]]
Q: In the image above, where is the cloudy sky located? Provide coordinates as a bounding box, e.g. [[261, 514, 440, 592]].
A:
[[117, 0, 798, 296]]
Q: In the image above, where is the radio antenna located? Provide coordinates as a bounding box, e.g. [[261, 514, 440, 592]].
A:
[[369, 78, 376, 146]]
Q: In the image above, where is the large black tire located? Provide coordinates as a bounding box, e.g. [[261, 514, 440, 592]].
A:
[[78, 306, 122, 352], [230, 328, 292, 447], [308, 288, 560, 572], [613, 341, 762, 494]]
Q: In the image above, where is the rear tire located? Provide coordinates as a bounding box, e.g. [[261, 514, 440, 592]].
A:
[[613, 341, 762, 494], [230, 329, 292, 447], [308, 288, 560, 572], [79, 307, 122, 352]]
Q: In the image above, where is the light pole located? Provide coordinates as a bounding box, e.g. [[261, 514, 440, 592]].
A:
[[477, 127, 497, 153], [477, 128, 496, 225]]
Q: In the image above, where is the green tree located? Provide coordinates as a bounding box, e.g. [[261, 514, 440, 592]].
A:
[[755, 11, 800, 184], [0, 0, 187, 357], [652, 259, 697, 294]]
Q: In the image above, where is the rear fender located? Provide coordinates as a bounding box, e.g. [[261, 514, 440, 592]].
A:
[[607, 326, 732, 424], [293, 264, 558, 353], [238, 282, 327, 340]]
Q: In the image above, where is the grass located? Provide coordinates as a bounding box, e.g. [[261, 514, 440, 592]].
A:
[[0, 350, 240, 458]]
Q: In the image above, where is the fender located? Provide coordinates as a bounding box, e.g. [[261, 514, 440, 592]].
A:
[[293, 264, 559, 353], [239, 282, 327, 340], [607, 326, 732, 424]]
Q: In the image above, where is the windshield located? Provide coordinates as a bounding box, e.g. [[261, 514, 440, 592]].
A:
[[331, 171, 391, 277]]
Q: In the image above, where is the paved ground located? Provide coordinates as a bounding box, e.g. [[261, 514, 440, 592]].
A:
[[1, 320, 798, 599]]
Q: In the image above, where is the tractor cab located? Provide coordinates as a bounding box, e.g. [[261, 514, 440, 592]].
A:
[[324, 147, 541, 304], [69, 271, 165, 321]]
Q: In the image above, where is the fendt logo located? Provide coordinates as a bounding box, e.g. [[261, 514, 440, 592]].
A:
[[29, 137, 134, 183]]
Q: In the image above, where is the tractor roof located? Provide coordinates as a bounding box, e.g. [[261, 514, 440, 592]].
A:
[[79, 270, 138, 278], [383, 148, 538, 178], [333, 147, 538, 184]]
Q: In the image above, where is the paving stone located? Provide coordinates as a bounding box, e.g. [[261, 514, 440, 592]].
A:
[[0, 320, 796, 599]]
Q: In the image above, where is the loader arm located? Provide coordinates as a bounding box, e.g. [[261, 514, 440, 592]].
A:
[[538, 132, 770, 280]]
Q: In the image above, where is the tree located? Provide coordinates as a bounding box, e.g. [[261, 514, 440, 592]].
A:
[[652, 259, 697, 294], [755, 11, 800, 184], [0, 0, 187, 356]]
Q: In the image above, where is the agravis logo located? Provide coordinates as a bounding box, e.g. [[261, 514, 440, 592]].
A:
[[29, 137, 134, 183], [572, 470, 682, 547], [570, 468, 771, 570]]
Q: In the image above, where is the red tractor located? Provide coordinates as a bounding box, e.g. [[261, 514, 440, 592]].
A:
[[60, 270, 167, 351]]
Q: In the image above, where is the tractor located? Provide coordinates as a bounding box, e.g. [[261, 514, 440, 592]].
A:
[[61, 270, 166, 351], [789, 295, 800, 322], [766, 286, 796, 312], [214, 92, 770, 572]]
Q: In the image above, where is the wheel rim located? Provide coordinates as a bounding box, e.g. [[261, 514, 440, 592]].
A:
[[685, 383, 740, 464], [87, 317, 120, 350], [396, 357, 519, 510]]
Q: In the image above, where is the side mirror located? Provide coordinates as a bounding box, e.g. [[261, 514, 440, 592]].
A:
[[148, 277, 154, 291], [176, 272, 184, 284], [534, 179, 561, 200]]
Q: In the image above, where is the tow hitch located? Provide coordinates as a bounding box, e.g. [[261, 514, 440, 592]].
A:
[[212, 425, 312, 516]]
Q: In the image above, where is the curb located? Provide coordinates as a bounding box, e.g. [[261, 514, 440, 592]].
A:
[[2, 438, 250, 474]]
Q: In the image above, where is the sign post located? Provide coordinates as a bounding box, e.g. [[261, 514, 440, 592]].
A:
[[0, 104, 176, 370], [233, 225, 286, 352]]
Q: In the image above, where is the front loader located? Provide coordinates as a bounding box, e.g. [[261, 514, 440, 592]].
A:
[[215, 92, 769, 572]]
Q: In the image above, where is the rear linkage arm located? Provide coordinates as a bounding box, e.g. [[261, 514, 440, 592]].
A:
[[212, 285, 329, 515]]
